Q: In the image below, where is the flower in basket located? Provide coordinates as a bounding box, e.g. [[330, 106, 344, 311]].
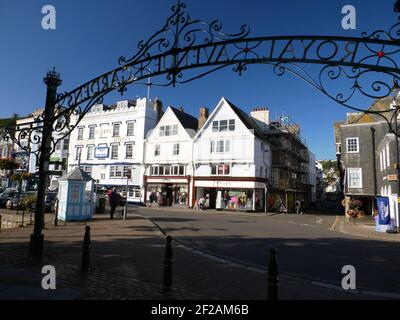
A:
[[347, 209, 356, 217]]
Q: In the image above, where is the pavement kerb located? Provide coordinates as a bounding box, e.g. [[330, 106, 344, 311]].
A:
[[137, 211, 400, 299], [337, 216, 400, 242]]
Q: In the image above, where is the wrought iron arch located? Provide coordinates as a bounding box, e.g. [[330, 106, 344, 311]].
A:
[[2, 0, 400, 156], [3, 0, 400, 261]]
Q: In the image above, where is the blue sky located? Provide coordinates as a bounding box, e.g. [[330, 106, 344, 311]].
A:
[[0, 0, 397, 159]]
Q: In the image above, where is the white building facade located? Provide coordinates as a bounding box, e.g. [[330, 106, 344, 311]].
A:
[[143, 106, 198, 206], [192, 98, 271, 211], [67, 98, 161, 203]]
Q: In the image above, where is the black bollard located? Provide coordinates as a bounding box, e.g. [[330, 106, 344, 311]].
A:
[[0, 214, 2, 233], [162, 235, 173, 291], [267, 248, 279, 300], [53, 213, 58, 226], [81, 225, 91, 272], [54, 199, 59, 227], [21, 209, 25, 227]]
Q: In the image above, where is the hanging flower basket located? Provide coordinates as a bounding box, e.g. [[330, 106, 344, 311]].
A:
[[346, 199, 365, 224], [0, 158, 20, 171]]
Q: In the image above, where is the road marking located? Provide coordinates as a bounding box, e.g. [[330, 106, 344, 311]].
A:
[[316, 219, 323, 224]]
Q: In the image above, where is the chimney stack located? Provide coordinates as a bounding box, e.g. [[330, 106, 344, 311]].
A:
[[198, 107, 209, 130], [153, 98, 164, 124], [250, 107, 270, 132]]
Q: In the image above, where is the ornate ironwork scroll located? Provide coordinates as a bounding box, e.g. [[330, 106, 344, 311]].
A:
[[2, 0, 400, 157]]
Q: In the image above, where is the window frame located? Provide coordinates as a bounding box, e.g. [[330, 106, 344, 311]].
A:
[[212, 121, 219, 132], [127, 121, 135, 136], [210, 164, 231, 176], [111, 144, 119, 159], [88, 126, 96, 139], [77, 127, 84, 140], [172, 124, 178, 135], [347, 168, 362, 189], [87, 145, 94, 160], [75, 146, 82, 161], [125, 143, 134, 159], [229, 119, 235, 131], [219, 120, 228, 132], [154, 145, 160, 156], [346, 137, 359, 153], [113, 123, 120, 137], [173, 143, 180, 156]]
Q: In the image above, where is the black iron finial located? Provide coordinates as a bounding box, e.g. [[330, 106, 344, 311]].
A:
[[44, 67, 62, 87]]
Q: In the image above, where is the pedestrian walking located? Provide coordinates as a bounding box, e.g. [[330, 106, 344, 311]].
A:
[[109, 188, 120, 219], [295, 200, 302, 215], [198, 196, 205, 211], [193, 199, 199, 211]]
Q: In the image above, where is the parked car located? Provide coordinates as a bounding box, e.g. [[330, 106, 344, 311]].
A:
[[6, 191, 36, 210], [0, 190, 18, 208]]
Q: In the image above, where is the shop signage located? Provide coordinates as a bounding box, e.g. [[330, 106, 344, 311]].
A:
[[387, 174, 398, 181], [376, 196, 390, 225], [95, 146, 109, 158]]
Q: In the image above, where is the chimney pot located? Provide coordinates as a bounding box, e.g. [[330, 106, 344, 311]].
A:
[[198, 107, 209, 130]]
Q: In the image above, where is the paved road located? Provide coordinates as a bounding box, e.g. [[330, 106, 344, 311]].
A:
[[138, 207, 400, 295]]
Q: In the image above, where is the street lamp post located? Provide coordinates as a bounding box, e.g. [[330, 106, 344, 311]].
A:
[[29, 69, 61, 261]]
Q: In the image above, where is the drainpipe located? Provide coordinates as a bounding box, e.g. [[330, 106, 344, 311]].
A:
[[371, 127, 378, 215]]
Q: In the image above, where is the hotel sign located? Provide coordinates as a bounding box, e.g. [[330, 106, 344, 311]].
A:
[[95, 146, 109, 158]]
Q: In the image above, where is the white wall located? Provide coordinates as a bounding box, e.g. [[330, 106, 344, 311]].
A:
[[145, 108, 194, 174], [194, 98, 271, 179]]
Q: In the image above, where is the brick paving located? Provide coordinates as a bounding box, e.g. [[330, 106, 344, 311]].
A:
[[0, 208, 393, 300]]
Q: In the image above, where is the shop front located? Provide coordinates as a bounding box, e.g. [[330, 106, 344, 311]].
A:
[[193, 178, 266, 211], [144, 176, 191, 207]]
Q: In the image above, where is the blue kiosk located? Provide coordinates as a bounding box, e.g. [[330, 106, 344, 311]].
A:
[[57, 168, 95, 222]]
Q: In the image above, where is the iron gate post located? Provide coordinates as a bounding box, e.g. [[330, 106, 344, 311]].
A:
[[29, 68, 61, 262]]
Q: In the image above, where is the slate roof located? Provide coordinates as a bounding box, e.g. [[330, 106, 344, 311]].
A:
[[347, 97, 393, 124], [170, 107, 198, 131], [223, 98, 267, 141], [59, 168, 93, 182]]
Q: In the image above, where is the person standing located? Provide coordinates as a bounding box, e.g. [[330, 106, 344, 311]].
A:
[[295, 200, 302, 215], [109, 188, 119, 219]]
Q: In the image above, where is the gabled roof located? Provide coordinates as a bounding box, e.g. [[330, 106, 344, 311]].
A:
[[223, 98, 266, 141], [59, 168, 93, 182], [169, 107, 198, 131]]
